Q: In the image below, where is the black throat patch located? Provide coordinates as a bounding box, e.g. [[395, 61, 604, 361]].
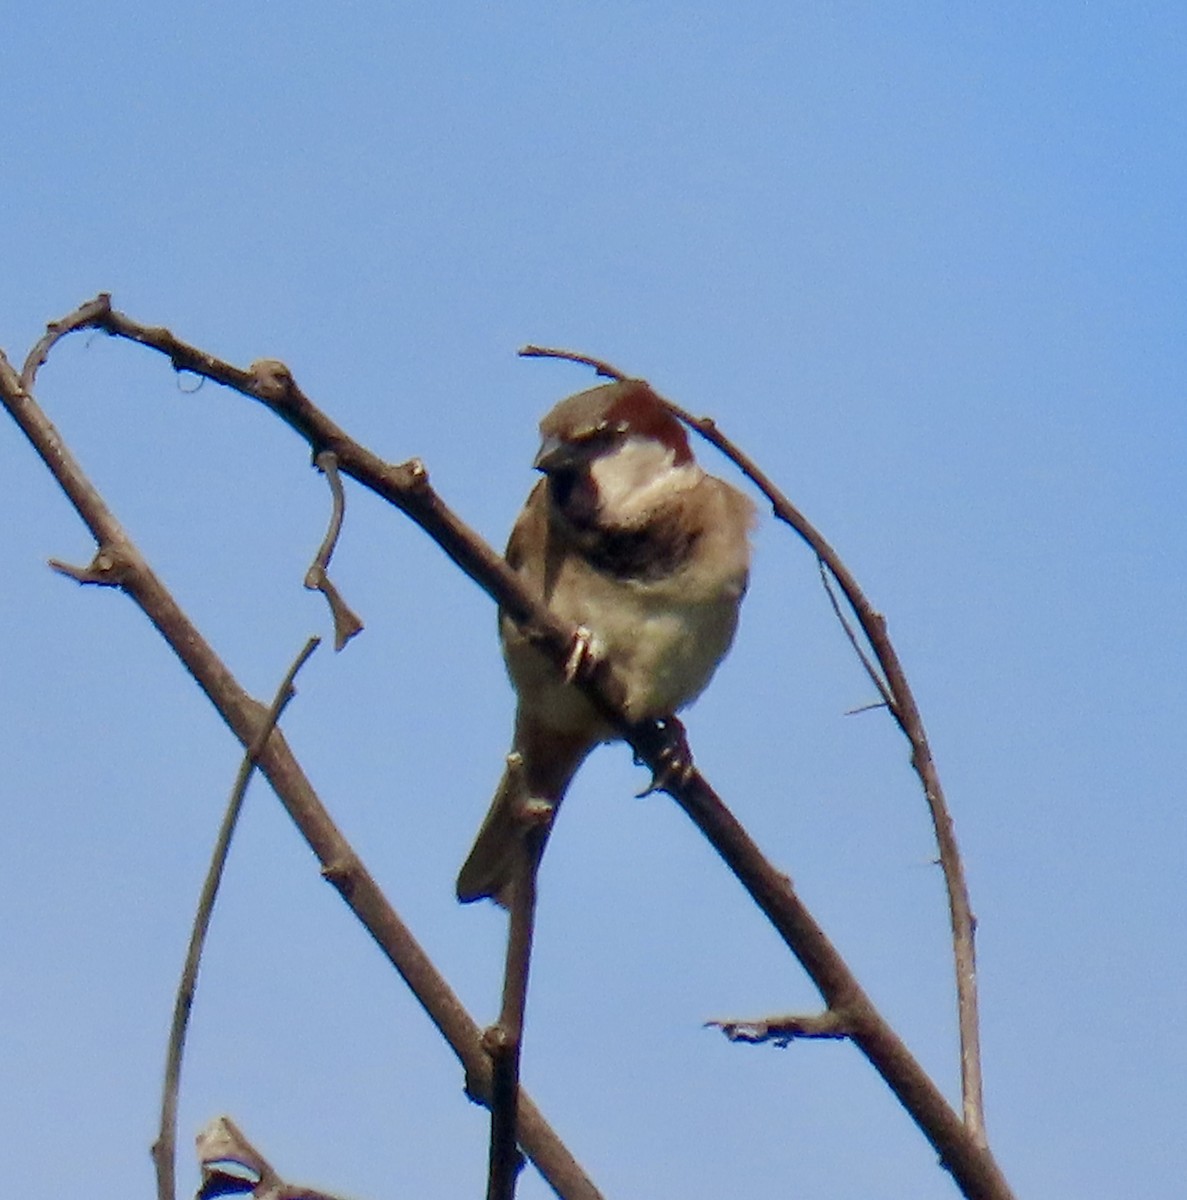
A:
[[550, 478, 701, 583]]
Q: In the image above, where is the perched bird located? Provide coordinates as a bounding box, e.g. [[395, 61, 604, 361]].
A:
[[456, 379, 755, 905]]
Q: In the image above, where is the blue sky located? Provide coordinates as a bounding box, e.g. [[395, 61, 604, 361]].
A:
[[2, 4, 1184, 1198]]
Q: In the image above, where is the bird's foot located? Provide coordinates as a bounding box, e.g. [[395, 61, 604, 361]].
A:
[[635, 717, 695, 796]]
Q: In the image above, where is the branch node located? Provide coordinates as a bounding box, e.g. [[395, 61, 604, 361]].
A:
[[48, 544, 131, 587], [248, 358, 294, 401], [400, 456, 431, 491], [482, 1023, 510, 1055], [321, 857, 355, 893]]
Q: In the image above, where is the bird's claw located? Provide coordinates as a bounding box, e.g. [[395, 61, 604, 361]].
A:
[[635, 717, 695, 796], [563, 625, 596, 684]]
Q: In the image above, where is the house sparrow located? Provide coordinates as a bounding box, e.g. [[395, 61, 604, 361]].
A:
[[456, 379, 755, 905]]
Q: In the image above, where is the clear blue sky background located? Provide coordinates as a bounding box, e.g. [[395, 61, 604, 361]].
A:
[[2, 5, 1184, 1198]]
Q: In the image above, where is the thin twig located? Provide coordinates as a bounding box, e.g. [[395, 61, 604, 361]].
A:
[[304, 450, 364, 650], [486, 779, 549, 1200], [517, 345, 627, 381], [153, 637, 320, 1200], [817, 557, 896, 711]]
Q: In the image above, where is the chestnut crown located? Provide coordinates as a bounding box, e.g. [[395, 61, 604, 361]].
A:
[[535, 381, 693, 472]]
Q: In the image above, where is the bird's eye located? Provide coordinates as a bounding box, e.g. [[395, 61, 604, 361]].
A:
[[578, 423, 626, 453]]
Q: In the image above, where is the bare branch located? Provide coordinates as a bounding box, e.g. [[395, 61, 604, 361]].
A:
[[486, 773, 551, 1200], [0, 330, 605, 1200], [20, 292, 114, 391], [652, 384, 986, 1147], [817, 557, 895, 711], [154, 637, 321, 1200], [2, 300, 1009, 1198]]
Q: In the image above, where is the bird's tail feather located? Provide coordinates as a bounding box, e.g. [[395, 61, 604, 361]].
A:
[[456, 726, 593, 906], [456, 760, 530, 905]]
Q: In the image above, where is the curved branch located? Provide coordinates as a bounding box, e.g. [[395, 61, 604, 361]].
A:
[[20, 293, 115, 391], [656, 389, 986, 1147], [304, 450, 364, 650]]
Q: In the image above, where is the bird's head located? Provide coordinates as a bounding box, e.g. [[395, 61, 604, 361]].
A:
[[534, 380, 692, 473], [534, 382, 698, 527]]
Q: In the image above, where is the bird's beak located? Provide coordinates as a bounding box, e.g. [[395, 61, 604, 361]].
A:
[[533, 435, 574, 474]]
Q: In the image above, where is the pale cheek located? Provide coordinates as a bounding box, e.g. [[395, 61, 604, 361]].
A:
[[589, 440, 696, 522]]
